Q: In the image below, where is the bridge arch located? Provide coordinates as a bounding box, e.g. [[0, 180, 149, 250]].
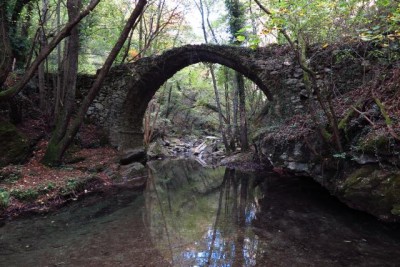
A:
[[117, 44, 274, 156]]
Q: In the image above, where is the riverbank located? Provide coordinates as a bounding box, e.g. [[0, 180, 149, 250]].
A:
[[0, 140, 121, 220], [0, 129, 266, 220]]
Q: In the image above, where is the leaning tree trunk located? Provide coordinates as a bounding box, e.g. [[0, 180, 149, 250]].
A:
[[42, 0, 147, 166], [0, 3, 13, 88]]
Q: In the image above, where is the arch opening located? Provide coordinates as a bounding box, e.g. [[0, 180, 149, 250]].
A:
[[118, 44, 272, 156]]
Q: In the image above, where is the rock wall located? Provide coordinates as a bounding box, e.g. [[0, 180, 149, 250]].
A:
[[255, 43, 400, 222]]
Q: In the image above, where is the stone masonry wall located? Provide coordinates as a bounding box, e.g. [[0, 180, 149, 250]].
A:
[[77, 64, 135, 148]]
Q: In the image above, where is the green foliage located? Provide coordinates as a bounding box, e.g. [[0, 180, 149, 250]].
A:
[[235, 26, 261, 49], [78, 0, 126, 72], [334, 49, 357, 63], [0, 188, 10, 208], [255, 0, 396, 46], [11, 188, 39, 201], [60, 178, 88, 195], [38, 182, 56, 194], [3, 173, 21, 184], [0, 168, 22, 184], [357, 2, 400, 63], [225, 0, 246, 44]]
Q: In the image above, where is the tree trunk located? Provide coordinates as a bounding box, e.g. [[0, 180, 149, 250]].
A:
[[165, 84, 172, 118], [50, 0, 81, 147], [210, 64, 230, 152], [53, 0, 63, 119], [42, 0, 147, 166], [232, 80, 239, 149], [195, 0, 230, 152], [224, 68, 235, 150], [38, 0, 49, 110], [225, 0, 248, 151], [236, 72, 249, 151], [0, 3, 13, 88], [138, 12, 144, 52]]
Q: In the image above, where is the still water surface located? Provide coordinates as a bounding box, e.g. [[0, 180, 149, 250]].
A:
[[1, 159, 400, 266]]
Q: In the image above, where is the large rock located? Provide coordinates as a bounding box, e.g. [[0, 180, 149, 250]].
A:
[[147, 141, 170, 159], [338, 166, 400, 222], [119, 148, 146, 165], [120, 162, 146, 179], [0, 121, 29, 167]]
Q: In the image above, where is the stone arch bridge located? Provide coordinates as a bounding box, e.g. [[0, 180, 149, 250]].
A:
[[86, 44, 311, 156]]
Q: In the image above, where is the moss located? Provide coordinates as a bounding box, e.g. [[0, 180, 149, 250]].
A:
[[344, 165, 376, 188], [338, 108, 356, 130], [321, 128, 333, 143], [374, 98, 392, 126], [358, 134, 391, 154], [41, 137, 66, 167], [342, 166, 400, 219], [0, 121, 29, 167], [391, 204, 400, 216], [0, 188, 10, 208]]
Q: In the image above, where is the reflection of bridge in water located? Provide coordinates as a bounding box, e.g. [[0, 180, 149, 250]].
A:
[[145, 159, 264, 266]]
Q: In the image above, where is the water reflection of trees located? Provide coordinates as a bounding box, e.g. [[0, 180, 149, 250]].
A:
[[144, 159, 264, 266]]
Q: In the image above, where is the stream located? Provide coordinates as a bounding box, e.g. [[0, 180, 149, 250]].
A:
[[1, 159, 400, 266]]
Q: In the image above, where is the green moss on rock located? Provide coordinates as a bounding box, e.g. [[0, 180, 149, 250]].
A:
[[341, 165, 400, 221], [0, 188, 10, 208], [357, 134, 392, 154], [0, 121, 29, 167], [391, 204, 400, 216]]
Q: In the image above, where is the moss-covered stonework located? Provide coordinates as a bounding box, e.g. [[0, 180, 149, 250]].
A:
[[257, 125, 400, 222], [339, 165, 400, 221], [0, 121, 29, 167]]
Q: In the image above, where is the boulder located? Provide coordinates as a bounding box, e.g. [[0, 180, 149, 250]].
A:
[[338, 166, 400, 222], [119, 148, 146, 165], [120, 162, 146, 179], [147, 141, 170, 159]]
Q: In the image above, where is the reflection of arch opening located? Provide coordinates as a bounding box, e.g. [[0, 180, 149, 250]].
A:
[[145, 159, 261, 266], [119, 44, 272, 152]]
